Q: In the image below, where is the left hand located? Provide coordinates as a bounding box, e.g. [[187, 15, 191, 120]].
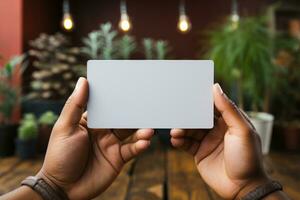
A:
[[37, 77, 154, 200]]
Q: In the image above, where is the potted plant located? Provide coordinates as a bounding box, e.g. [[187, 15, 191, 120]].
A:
[[0, 56, 23, 157], [38, 111, 58, 152], [23, 33, 84, 117], [16, 113, 38, 159], [206, 16, 276, 154]]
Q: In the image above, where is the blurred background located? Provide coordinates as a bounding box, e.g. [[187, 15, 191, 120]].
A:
[[0, 0, 300, 199]]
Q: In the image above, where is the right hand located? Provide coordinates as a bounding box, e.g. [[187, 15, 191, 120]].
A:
[[170, 83, 270, 199]]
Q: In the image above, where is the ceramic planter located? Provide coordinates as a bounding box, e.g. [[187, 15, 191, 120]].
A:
[[248, 112, 274, 155], [0, 124, 18, 157]]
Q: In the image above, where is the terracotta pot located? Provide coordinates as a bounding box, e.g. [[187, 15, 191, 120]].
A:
[[38, 125, 53, 153], [283, 126, 300, 151]]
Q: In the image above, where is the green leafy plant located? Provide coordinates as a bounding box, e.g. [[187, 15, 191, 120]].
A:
[[0, 56, 24, 124], [273, 36, 300, 127], [206, 16, 275, 111], [38, 111, 58, 125], [116, 35, 137, 59], [142, 38, 171, 59], [27, 33, 83, 100], [18, 113, 38, 141], [82, 23, 137, 60]]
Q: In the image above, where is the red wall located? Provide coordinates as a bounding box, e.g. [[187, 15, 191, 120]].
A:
[[0, 0, 23, 122], [0, 0, 23, 65]]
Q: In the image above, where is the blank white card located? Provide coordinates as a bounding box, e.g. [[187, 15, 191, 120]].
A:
[[87, 60, 214, 129]]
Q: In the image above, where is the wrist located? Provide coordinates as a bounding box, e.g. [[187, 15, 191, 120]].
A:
[[35, 170, 69, 200], [235, 176, 271, 199]]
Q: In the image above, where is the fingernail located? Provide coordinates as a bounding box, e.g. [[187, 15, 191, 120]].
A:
[[214, 83, 224, 95], [75, 77, 84, 90], [215, 83, 229, 100]]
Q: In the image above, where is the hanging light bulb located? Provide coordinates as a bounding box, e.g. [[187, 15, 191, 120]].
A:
[[62, 0, 74, 31], [177, 0, 191, 33], [231, 0, 239, 29], [119, 0, 131, 32]]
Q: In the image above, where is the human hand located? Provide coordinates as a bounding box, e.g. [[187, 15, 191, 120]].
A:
[[37, 77, 154, 200], [170, 83, 269, 199]]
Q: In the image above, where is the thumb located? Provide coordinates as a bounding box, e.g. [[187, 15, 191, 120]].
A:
[[56, 77, 89, 131], [213, 83, 251, 136]]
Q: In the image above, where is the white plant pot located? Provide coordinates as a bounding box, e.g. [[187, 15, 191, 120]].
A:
[[247, 112, 274, 155]]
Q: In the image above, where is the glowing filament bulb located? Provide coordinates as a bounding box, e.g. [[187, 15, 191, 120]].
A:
[[178, 15, 191, 33], [231, 13, 239, 23], [119, 13, 131, 32], [62, 13, 74, 31]]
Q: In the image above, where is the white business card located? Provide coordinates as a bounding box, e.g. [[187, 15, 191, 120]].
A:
[[87, 60, 214, 129]]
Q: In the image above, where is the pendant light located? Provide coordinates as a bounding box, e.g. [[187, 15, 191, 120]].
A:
[[119, 0, 131, 32], [62, 0, 74, 31], [231, 0, 239, 29], [177, 0, 191, 33]]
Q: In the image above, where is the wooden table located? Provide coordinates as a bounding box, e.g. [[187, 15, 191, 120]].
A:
[[0, 138, 300, 200]]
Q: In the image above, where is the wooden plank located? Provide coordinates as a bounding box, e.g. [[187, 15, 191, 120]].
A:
[[93, 161, 133, 200], [0, 157, 21, 178], [0, 158, 43, 195], [126, 137, 166, 200], [167, 149, 212, 200], [264, 153, 300, 200]]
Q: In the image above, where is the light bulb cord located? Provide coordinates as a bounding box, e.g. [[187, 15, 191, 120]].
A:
[[63, 0, 70, 14], [231, 0, 238, 15], [120, 0, 127, 15], [179, 0, 186, 16]]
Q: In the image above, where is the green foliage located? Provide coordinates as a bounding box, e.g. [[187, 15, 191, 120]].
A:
[[82, 22, 172, 60], [81, 31, 102, 59], [206, 16, 275, 111], [155, 40, 170, 60], [273, 36, 300, 125], [142, 38, 171, 59], [82, 22, 137, 60], [18, 114, 38, 141], [142, 38, 154, 59], [38, 111, 58, 125], [116, 35, 137, 59], [0, 56, 23, 124]]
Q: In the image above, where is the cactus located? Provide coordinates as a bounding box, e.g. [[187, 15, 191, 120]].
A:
[[18, 114, 38, 141], [38, 111, 58, 125]]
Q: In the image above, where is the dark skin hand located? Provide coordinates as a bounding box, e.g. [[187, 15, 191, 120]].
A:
[[1, 77, 154, 200], [170, 84, 290, 200], [1, 80, 290, 200]]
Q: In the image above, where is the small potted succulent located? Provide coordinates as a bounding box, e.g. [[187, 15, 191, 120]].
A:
[[16, 114, 38, 159], [38, 111, 58, 152]]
